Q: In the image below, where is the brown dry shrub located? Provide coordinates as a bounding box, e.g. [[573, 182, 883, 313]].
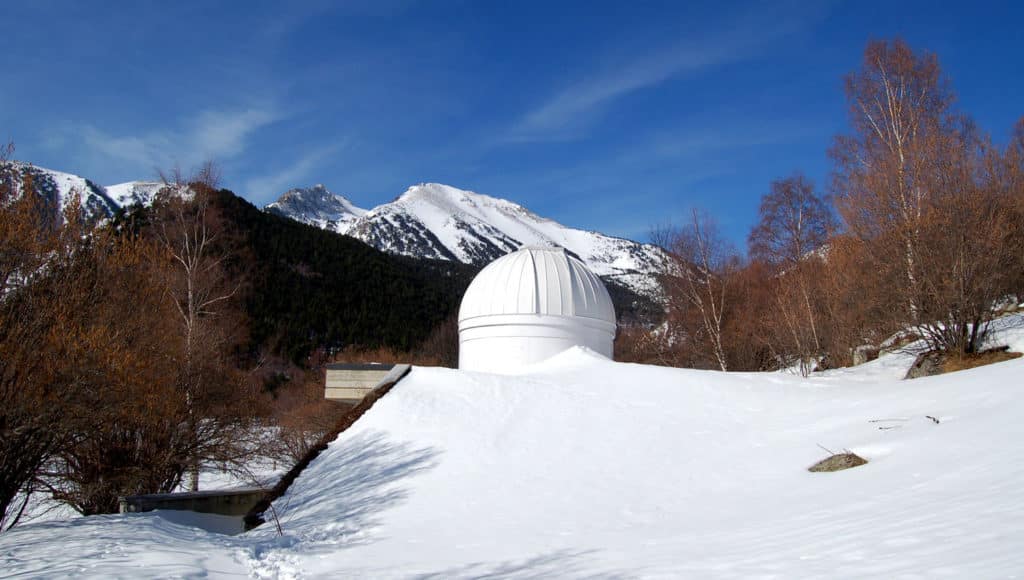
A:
[[275, 399, 349, 464], [614, 325, 673, 365], [818, 235, 902, 367], [266, 315, 458, 465], [267, 367, 349, 463], [943, 349, 1022, 373], [417, 313, 458, 368], [721, 261, 778, 371], [331, 344, 445, 367]]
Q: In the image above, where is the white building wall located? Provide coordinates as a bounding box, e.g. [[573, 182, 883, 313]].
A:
[[458, 314, 614, 373]]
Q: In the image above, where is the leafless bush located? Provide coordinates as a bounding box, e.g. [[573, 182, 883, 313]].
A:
[[654, 210, 739, 370]]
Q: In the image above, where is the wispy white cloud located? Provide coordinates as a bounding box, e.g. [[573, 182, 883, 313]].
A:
[[505, 3, 825, 143], [509, 48, 727, 143], [620, 119, 826, 166], [243, 142, 346, 203], [66, 106, 282, 178], [491, 112, 828, 241], [189, 109, 280, 161], [79, 127, 172, 170]]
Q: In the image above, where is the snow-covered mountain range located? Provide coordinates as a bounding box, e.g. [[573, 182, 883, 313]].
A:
[[1, 161, 164, 222], [267, 182, 668, 297], [2, 161, 667, 298]]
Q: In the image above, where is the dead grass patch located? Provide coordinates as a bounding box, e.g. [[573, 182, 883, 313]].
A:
[[943, 348, 1022, 373]]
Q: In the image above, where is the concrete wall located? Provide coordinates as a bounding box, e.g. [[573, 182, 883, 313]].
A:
[[119, 488, 268, 517], [119, 488, 269, 535], [325, 363, 406, 402], [118, 489, 268, 516]]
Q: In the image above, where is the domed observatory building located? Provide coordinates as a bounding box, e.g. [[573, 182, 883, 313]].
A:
[[458, 246, 617, 373]]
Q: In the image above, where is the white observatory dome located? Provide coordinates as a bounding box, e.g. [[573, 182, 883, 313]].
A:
[[458, 246, 616, 373]]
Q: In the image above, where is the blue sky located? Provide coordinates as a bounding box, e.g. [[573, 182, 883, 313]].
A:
[[3, 0, 1022, 245]]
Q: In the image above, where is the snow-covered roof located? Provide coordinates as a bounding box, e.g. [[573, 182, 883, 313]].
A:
[[458, 246, 616, 324]]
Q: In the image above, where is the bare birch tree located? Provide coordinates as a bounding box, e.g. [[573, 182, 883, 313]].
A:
[[151, 163, 250, 491], [657, 210, 736, 371], [749, 174, 835, 374], [830, 38, 954, 323]]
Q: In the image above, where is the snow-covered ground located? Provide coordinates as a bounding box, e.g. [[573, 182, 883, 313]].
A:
[[3, 317, 1023, 578]]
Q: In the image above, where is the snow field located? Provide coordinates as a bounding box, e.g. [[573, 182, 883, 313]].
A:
[[3, 316, 1024, 578]]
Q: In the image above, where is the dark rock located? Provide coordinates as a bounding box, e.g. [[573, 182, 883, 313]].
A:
[[852, 344, 880, 366], [905, 351, 946, 379]]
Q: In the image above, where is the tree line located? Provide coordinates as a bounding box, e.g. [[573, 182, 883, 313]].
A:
[[619, 39, 1024, 373]]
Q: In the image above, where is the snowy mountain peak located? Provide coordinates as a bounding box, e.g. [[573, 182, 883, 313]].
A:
[[1, 161, 119, 222], [398, 182, 493, 205], [273, 181, 669, 298], [391, 183, 543, 224], [2, 162, 198, 225], [265, 185, 367, 233], [105, 181, 166, 208]]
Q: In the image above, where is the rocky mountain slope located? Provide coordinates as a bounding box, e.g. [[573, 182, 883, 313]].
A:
[[268, 182, 668, 298], [1, 161, 165, 222], [265, 184, 367, 233]]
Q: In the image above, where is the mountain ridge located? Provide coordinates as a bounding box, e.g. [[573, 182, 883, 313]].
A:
[[265, 184, 366, 233], [1, 161, 667, 302], [1, 161, 170, 223], [267, 182, 668, 299]]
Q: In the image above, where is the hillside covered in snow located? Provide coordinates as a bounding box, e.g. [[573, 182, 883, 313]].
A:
[[4, 315, 1023, 578], [0, 161, 164, 223], [267, 183, 668, 298]]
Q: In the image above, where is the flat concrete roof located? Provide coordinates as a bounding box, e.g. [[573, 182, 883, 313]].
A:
[[325, 363, 397, 371]]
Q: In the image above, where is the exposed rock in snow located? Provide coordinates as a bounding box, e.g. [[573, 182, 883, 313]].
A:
[[265, 184, 366, 233], [807, 451, 868, 472]]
